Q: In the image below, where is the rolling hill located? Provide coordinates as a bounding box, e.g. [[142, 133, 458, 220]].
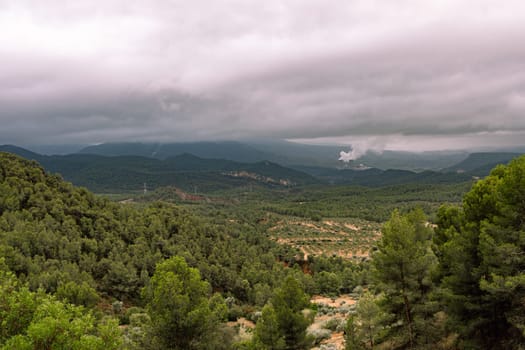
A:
[[0, 145, 318, 193], [3, 145, 520, 193], [445, 152, 522, 175], [78, 141, 275, 163], [293, 165, 472, 187], [76, 141, 470, 170]]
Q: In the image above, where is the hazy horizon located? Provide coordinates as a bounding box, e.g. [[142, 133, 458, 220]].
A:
[[9, 138, 525, 159]]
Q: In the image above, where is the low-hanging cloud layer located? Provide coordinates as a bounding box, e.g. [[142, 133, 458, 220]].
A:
[[1, 0, 525, 150]]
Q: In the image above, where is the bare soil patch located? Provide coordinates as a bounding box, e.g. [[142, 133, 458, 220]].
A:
[[309, 294, 358, 350], [227, 317, 255, 342], [343, 223, 359, 231]]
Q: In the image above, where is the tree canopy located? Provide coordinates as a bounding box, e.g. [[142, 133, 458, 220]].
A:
[[142, 256, 220, 349], [435, 156, 525, 348]]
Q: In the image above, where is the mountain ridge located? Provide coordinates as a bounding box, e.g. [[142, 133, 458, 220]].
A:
[[76, 141, 470, 170], [444, 152, 522, 175], [0, 145, 317, 192], [2, 144, 522, 192]]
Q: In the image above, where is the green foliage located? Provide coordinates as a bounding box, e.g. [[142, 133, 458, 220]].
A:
[[0, 260, 121, 349], [252, 276, 313, 350], [435, 155, 525, 348], [372, 208, 437, 348], [0, 152, 293, 308], [209, 293, 229, 322], [56, 281, 99, 308], [0, 263, 38, 344], [314, 271, 342, 296], [5, 149, 522, 349], [252, 182, 469, 222], [268, 276, 312, 350], [253, 304, 286, 350], [347, 292, 388, 350], [5, 149, 318, 193], [142, 256, 218, 349], [344, 315, 361, 350]]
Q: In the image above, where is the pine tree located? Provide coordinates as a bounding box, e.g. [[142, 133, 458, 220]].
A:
[[142, 256, 217, 350], [262, 276, 312, 350], [372, 209, 436, 349], [253, 304, 286, 350], [436, 157, 525, 348], [345, 291, 388, 350]]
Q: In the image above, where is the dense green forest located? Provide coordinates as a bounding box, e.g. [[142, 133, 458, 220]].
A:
[[1, 151, 524, 349], [0, 152, 362, 349], [0, 146, 318, 193]]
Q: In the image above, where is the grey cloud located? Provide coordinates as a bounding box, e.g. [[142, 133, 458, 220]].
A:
[[1, 0, 525, 150], [211, 24, 525, 139]]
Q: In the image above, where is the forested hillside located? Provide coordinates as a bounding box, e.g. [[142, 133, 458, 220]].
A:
[[294, 166, 472, 186], [0, 146, 318, 192], [349, 156, 525, 349], [1, 151, 524, 349], [0, 152, 360, 349], [445, 152, 522, 175]]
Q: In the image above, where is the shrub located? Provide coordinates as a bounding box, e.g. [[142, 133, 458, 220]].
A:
[[322, 318, 341, 331], [228, 304, 244, 321], [309, 328, 332, 345]]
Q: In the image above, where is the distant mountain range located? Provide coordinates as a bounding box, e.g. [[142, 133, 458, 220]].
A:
[[1, 144, 522, 193], [76, 141, 471, 170], [444, 152, 522, 174], [78, 141, 272, 163], [19, 141, 525, 172], [0, 145, 317, 192], [293, 166, 473, 186]]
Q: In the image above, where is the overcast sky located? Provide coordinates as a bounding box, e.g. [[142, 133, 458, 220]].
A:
[[1, 0, 525, 151]]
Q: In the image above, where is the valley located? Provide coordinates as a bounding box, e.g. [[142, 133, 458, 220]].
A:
[[4, 1, 525, 347], [0, 146, 524, 349]]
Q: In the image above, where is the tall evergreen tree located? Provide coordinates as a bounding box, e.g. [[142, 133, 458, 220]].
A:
[[253, 304, 286, 350], [436, 156, 525, 348], [345, 291, 388, 350], [372, 208, 436, 349], [266, 276, 312, 350]]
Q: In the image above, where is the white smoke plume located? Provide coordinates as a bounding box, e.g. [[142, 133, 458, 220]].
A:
[[339, 139, 385, 163], [339, 150, 359, 162]]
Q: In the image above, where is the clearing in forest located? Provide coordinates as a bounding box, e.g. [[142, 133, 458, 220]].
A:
[[269, 217, 381, 259], [309, 294, 358, 350]]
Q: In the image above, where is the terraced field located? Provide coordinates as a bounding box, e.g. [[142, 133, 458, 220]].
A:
[[269, 217, 381, 259]]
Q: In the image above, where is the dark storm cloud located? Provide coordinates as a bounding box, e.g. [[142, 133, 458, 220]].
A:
[[1, 0, 525, 150], [219, 25, 525, 139]]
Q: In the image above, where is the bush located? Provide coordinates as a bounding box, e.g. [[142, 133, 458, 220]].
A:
[[55, 281, 99, 308], [308, 328, 332, 345], [314, 272, 342, 296], [129, 313, 150, 327], [120, 306, 145, 325], [322, 318, 341, 331], [352, 285, 364, 294], [228, 304, 244, 321], [250, 311, 262, 323]]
